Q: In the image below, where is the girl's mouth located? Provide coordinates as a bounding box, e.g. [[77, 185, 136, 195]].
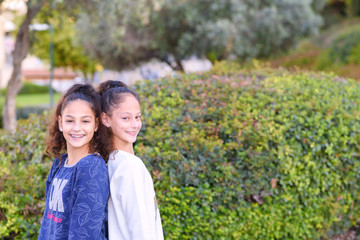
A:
[[70, 134, 85, 138]]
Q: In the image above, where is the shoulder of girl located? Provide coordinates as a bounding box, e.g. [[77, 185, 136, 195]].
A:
[[77, 154, 107, 168], [52, 157, 60, 165], [125, 155, 148, 173], [52, 154, 65, 166]]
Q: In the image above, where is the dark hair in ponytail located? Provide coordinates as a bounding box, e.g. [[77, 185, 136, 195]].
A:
[[46, 84, 112, 162], [97, 80, 128, 96], [97, 80, 140, 116]]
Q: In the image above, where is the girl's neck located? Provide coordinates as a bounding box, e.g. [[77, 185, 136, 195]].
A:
[[114, 142, 134, 155], [66, 147, 91, 165]]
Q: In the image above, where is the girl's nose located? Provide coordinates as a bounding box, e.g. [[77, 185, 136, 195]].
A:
[[131, 118, 140, 128], [73, 122, 81, 130]]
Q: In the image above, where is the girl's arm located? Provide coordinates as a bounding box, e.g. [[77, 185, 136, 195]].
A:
[[68, 156, 109, 240]]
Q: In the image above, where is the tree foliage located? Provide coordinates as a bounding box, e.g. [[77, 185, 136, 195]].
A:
[[75, 0, 326, 70], [0, 0, 99, 131], [74, 0, 159, 70], [31, 5, 98, 81]]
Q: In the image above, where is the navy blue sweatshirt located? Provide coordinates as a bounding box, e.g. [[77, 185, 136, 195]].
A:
[[38, 153, 109, 240]]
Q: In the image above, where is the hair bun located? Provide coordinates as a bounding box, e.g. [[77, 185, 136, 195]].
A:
[[98, 80, 128, 96]]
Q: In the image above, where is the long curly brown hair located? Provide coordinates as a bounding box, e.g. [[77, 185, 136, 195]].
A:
[[46, 84, 112, 162]]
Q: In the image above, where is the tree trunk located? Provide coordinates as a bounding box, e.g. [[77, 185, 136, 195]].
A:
[[2, 1, 43, 132], [175, 57, 184, 72]]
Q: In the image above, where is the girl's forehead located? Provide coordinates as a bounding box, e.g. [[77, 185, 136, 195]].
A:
[[122, 93, 138, 101], [63, 99, 94, 113], [113, 96, 141, 112]]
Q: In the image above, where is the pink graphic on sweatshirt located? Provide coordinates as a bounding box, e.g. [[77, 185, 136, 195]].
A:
[[47, 211, 63, 223]]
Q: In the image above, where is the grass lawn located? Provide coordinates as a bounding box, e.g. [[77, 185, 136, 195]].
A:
[[0, 93, 61, 108]]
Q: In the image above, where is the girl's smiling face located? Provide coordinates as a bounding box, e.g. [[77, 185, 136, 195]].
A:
[[102, 94, 142, 153], [58, 99, 98, 154]]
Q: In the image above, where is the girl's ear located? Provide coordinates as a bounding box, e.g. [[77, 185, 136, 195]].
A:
[[101, 112, 110, 128], [58, 115, 63, 132]]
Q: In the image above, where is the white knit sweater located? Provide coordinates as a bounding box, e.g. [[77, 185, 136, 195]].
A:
[[107, 150, 164, 240]]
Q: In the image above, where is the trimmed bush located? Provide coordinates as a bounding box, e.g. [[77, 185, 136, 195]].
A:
[[327, 30, 360, 65], [16, 106, 49, 120], [134, 64, 360, 239], [18, 82, 54, 95], [268, 20, 360, 80], [1, 63, 360, 239], [0, 82, 55, 127], [0, 113, 52, 239], [0, 106, 49, 129]]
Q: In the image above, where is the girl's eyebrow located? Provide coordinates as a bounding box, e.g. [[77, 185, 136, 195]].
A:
[[119, 112, 141, 115], [64, 115, 93, 118]]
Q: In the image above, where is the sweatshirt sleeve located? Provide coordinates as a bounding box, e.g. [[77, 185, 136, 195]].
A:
[[113, 157, 158, 240], [68, 156, 110, 240]]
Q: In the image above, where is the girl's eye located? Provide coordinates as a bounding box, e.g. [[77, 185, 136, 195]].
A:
[[66, 120, 73, 123], [122, 117, 129, 120], [83, 120, 90, 123], [136, 116, 141, 120]]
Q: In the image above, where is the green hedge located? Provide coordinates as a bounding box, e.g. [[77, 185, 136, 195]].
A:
[[18, 82, 54, 95], [0, 106, 49, 129], [328, 30, 360, 65], [0, 82, 55, 127], [1, 82, 54, 96], [1, 63, 360, 239], [134, 64, 360, 239], [0, 113, 52, 239], [316, 26, 360, 69]]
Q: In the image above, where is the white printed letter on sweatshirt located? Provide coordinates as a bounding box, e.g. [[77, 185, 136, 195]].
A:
[[49, 178, 68, 212]]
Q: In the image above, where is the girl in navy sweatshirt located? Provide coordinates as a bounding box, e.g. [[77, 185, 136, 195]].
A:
[[38, 84, 112, 240]]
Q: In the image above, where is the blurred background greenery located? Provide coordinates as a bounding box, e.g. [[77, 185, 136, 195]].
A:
[[1, 0, 360, 239]]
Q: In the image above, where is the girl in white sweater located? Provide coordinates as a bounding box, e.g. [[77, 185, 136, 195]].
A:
[[98, 81, 164, 240]]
